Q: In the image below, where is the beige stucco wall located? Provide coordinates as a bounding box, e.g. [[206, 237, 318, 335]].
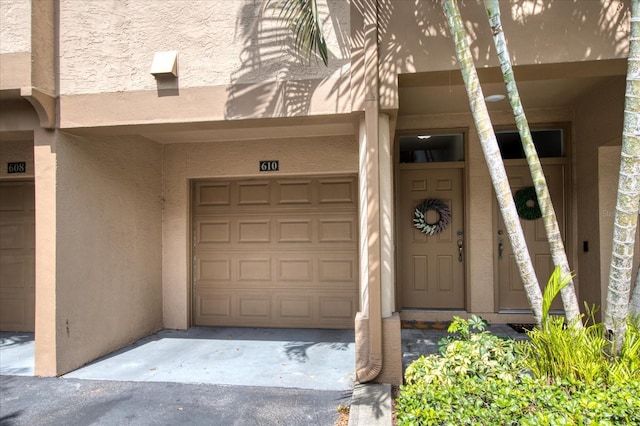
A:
[[0, 99, 39, 134], [0, 0, 31, 54], [33, 127, 57, 376], [31, 0, 55, 96], [574, 76, 626, 310], [382, 0, 629, 75], [46, 132, 163, 375], [0, 138, 33, 179], [379, 0, 630, 109], [54, 1, 630, 132], [0, 0, 33, 91], [58, 0, 349, 95], [0, 0, 55, 94], [162, 135, 358, 329]]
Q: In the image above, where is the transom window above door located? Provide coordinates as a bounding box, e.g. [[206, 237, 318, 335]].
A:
[[399, 133, 464, 163], [496, 129, 565, 159]]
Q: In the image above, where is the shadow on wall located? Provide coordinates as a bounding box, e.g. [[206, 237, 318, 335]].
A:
[[225, 0, 350, 120], [379, 0, 629, 105], [225, 0, 629, 118]]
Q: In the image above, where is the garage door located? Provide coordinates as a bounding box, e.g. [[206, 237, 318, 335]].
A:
[[0, 181, 35, 332], [193, 176, 358, 329]]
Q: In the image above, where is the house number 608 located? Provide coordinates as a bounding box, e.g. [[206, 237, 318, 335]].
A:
[[259, 161, 279, 172]]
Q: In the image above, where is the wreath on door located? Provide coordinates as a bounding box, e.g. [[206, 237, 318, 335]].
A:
[[514, 186, 542, 220], [413, 199, 451, 235]]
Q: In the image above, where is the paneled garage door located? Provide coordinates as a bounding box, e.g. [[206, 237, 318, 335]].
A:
[[193, 176, 358, 329], [0, 181, 35, 332]]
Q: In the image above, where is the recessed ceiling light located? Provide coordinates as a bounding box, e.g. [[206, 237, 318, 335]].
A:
[[485, 94, 506, 102]]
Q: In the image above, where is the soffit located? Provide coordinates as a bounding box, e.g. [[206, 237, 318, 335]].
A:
[[398, 59, 627, 116]]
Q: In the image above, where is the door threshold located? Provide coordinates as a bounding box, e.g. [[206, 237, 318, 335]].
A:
[[498, 309, 565, 315], [400, 310, 468, 323]]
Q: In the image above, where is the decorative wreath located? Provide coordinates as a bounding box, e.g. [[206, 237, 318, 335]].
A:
[[514, 186, 542, 220], [413, 199, 451, 235]]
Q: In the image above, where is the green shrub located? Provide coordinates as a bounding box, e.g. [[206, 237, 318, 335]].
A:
[[519, 307, 610, 384], [396, 376, 640, 425], [404, 315, 523, 386], [396, 268, 640, 425], [520, 266, 640, 385]]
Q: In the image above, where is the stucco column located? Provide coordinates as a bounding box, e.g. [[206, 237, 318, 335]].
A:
[[356, 108, 382, 381], [161, 146, 190, 330], [378, 113, 394, 317], [357, 112, 381, 316], [33, 128, 57, 376], [356, 112, 402, 385]]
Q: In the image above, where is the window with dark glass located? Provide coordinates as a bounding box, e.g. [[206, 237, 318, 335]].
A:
[[496, 129, 564, 159], [399, 134, 464, 163]]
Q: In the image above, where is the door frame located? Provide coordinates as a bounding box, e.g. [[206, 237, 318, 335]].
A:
[[492, 123, 574, 313], [393, 129, 470, 313]]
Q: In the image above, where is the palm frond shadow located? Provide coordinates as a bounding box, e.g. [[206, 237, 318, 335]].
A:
[[284, 341, 350, 363], [225, 1, 350, 121]]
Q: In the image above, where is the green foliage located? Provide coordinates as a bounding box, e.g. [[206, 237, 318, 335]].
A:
[[540, 266, 574, 330], [404, 316, 523, 387], [521, 266, 640, 385], [396, 298, 640, 425], [396, 376, 640, 426], [520, 303, 610, 384]]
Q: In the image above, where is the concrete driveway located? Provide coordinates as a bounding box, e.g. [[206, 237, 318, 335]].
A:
[[2, 327, 355, 391], [1, 328, 355, 426]]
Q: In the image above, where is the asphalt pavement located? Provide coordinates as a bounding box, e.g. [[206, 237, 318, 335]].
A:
[[1, 375, 350, 426]]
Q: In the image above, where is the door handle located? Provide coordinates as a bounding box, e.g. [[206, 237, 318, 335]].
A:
[[498, 229, 504, 260], [457, 231, 463, 262]]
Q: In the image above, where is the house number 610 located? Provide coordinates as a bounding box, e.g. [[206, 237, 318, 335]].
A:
[[259, 161, 279, 172]]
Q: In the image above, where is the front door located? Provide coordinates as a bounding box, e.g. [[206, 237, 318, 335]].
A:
[[497, 163, 566, 311], [399, 167, 465, 309]]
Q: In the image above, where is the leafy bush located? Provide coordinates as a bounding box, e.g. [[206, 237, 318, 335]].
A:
[[396, 286, 640, 425], [396, 376, 640, 425], [404, 315, 523, 386]]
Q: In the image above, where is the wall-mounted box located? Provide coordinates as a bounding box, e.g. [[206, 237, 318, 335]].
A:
[[150, 51, 178, 78]]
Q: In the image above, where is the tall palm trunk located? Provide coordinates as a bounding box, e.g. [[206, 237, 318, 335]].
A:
[[483, 0, 582, 327], [442, 0, 542, 325], [605, 0, 640, 354]]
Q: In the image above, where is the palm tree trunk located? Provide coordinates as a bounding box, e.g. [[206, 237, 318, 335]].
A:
[[442, 0, 543, 325], [605, 0, 640, 354], [483, 0, 582, 327]]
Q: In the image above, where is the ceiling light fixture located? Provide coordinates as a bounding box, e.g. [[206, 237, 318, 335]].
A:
[[485, 94, 506, 102], [417, 135, 432, 140]]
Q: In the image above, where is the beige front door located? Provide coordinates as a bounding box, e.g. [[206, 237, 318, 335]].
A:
[[192, 176, 358, 329], [497, 163, 567, 311], [0, 181, 35, 332], [399, 167, 465, 309]]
